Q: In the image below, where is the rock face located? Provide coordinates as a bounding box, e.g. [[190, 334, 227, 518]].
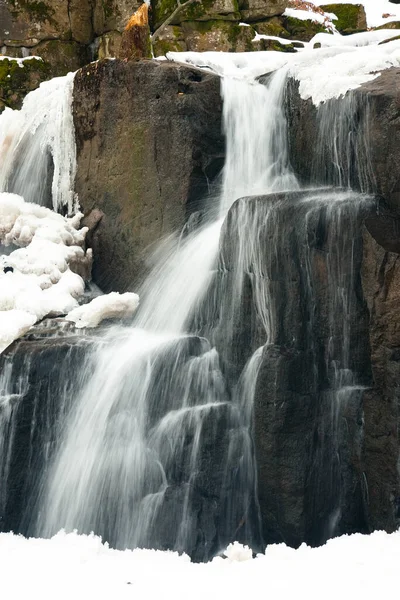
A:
[[286, 68, 400, 213], [216, 188, 400, 548], [0, 321, 98, 534], [73, 59, 224, 292]]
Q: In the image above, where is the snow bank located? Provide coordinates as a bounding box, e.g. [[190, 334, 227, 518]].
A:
[[168, 31, 400, 104], [66, 292, 140, 328], [0, 530, 399, 600], [0, 192, 90, 352]]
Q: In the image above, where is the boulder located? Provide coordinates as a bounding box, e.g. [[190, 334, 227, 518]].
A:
[[182, 20, 256, 51], [240, 0, 290, 22], [152, 25, 188, 56], [320, 3, 367, 34], [283, 15, 327, 41], [0, 57, 51, 113], [73, 59, 224, 292], [151, 0, 240, 30]]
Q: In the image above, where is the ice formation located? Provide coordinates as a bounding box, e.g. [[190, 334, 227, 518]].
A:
[[65, 292, 140, 328], [0, 192, 90, 352]]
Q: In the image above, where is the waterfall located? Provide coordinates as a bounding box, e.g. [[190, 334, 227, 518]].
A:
[[0, 73, 77, 214], [0, 52, 377, 558], [30, 68, 296, 558]]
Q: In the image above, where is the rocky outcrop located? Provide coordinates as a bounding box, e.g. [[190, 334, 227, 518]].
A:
[[0, 57, 50, 112], [286, 68, 400, 213], [0, 320, 100, 534], [215, 189, 400, 548], [73, 59, 224, 292]]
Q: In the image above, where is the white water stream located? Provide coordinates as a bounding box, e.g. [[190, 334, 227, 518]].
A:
[[31, 67, 297, 554], [0, 44, 380, 557]]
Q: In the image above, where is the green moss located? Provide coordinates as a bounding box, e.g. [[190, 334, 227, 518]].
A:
[[320, 4, 366, 33], [283, 16, 327, 41], [0, 57, 51, 112], [7, 0, 55, 23], [376, 21, 400, 31], [102, 0, 115, 21], [152, 0, 240, 29], [152, 0, 177, 28], [183, 20, 255, 51], [254, 17, 290, 39]]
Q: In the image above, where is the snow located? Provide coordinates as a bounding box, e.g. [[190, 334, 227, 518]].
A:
[[66, 292, 140, 328], [0, 530, 400, 599], [168, 30, 400, 104], [0, 192, 90, 352], [309, 0, 400, 28], [0, 55, 42, 65], [284, 7, 331, 25]]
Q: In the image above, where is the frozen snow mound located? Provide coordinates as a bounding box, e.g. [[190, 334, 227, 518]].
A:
[[0, 192, 91, 352], [66, 292, 140, 328]]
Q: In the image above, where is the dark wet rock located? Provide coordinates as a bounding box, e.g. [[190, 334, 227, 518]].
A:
[[73, 59, 224, 292], [211, 190, 400, 548], [286, 68, 400, 213]]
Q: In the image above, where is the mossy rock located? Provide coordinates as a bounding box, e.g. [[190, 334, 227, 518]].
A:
[[283, 15, 327, 41], [31, 40, 91, 77], [6, 0, 56, 23], [320, 3, 367, 34], [252, 37, 297, 52], [151, 0, 240, 30], [375, 21, 400, 31], [253, 16, 290, 38], [152, 25, 187, 56], [378, 34, 400, 45], [0, 56, 51, 112], [97, 31, 123, 59], [182, 19, 256, 51]]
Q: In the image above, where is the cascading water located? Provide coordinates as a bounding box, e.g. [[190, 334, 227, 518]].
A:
[[0, 48, 380, 558], [31, 69, 297, 559]]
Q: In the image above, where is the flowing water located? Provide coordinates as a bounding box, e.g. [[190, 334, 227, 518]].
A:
[[0, 56, 374, 557]]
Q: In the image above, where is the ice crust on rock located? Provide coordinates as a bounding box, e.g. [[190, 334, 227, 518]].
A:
[[65, 292, 140, 328], [0, 192, 90, 352], [168, 32, 400, 105]]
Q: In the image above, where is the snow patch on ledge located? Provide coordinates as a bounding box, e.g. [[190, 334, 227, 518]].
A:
[[168, 31, 400, 104], [66, 292, 140, 328], [0, 193, 90, 352]]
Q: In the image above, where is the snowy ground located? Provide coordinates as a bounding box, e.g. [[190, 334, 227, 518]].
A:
[[0, 530, 398, 600]]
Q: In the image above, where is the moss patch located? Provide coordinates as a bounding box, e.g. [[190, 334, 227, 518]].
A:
[[151, 0, 239, 29], [320, 4, 367, 34], [283, 15, 327, 41], [0, 57, 51, 112], [7, 0, 55, 23], [182, 20, 256, 52], [254, 17, 290, 39]]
